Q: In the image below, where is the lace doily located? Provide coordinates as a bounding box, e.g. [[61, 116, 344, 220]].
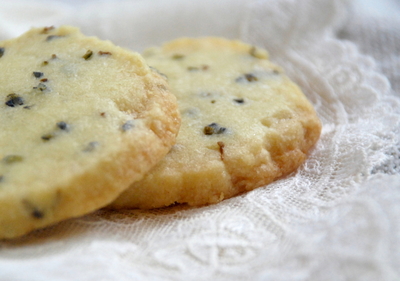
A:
[[1, 0, 399, 280]]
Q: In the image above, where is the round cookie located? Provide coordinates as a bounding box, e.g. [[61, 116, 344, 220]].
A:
[[110, 37, 322, 210], [0, 26, 180, 239]]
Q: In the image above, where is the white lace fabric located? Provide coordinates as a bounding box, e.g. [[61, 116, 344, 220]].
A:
[[1, 0, 400, 280]]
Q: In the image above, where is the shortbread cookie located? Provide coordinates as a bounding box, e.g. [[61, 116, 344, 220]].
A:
[[0, 26, 180, 238], [110, 37, 321, 209]]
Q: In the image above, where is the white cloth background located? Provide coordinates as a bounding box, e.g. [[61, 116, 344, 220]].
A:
[[0, 0, 400, 280]]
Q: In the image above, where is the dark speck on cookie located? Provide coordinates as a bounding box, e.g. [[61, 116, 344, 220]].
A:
[[33, 83, 48, 92], [83, 50, 93, 60], [83, 141, 99, 152], [235, 73, 258, 83], [5, 93, 24, 107], [33, 72, 44, 78], [203, 123, 226, 135], [41, 26, 55, 34], [46, 35, 64, 41], [172, 54, 185, 60], [121, 120, 134, 132], [41, 134, 54, 141], [233, 98, 245, 104], [57, 121, 69, 131], [2, 155, 24, 164], [98, 51, 112, 56]]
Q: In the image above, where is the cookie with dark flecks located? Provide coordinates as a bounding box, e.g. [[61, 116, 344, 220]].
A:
[[110, 37, 321, 209], [0, 26, 180, 239]]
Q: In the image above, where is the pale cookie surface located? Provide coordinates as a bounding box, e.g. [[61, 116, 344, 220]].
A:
[[110, 37, 321, 209], [0, 26, 180, 238]]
